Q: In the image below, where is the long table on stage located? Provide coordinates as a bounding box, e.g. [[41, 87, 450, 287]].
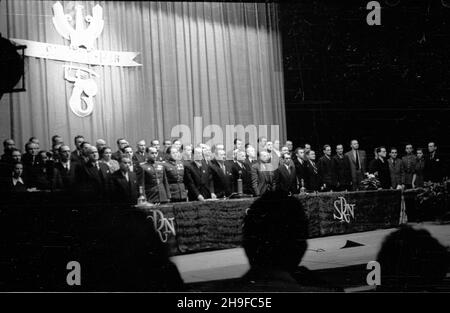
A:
[[0, 189, 418, 258], [138, 189, 416, 255]]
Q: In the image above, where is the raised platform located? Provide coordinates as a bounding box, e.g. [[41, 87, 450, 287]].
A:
[[171, 222, 450, 291], [138, 189, 417, 255]]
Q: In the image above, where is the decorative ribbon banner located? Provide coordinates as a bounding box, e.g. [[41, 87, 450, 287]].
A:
[[10, 38, 142, 67]]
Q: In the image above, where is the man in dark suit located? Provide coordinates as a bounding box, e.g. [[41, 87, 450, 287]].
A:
[[184, 147, 215, 201], [210, 149, 233, 198], [122, 146, 140, 174], [388, 148, 405, 189], [34, 150, 54, 190], [139, 147, 171, 203], [231, 149, 253, 195], [9, 148, 21, 163], [73, 146, 111, 203], [285, 140, 294, 157], [344, 139, 367, 190], [274, 153, 297, 195], [110, 156, 139, 205], [22, 142, 39, 167], [317, 145, 336, 191], [332, 144, 351, 191], [293, 148, 306, 189], [304, 150, 322, 192], [21, 142, 41, 188], [70, 135, 85, 163], [133, 140, 148, 166], [52, 145, 77, 190], [251, 151, 275, 196], [227, 139, 244, 161], [373, 147, 391, 189], [111, 138, 128, 161], [401, 144, 416, 189], [1, 139, 15, 163], [424, 142, 446, 183], [244, 146, 258, 168]]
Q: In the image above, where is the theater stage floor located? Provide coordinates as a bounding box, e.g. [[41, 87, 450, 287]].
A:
[[171, 222, 450, 289]]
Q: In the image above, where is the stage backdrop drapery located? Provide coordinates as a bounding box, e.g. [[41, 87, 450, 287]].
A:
[[4, 0, 286, 151]]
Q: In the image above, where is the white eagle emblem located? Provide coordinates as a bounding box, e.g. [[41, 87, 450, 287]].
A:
[[52, 1, 104, 51]]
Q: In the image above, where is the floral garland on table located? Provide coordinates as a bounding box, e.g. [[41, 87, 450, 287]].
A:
[[416, 180, 450, 221], [359, 173, 381, 191]]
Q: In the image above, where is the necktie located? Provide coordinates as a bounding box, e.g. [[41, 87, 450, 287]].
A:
[[311, 161, 317, 174], [355, 151, 360, 170]]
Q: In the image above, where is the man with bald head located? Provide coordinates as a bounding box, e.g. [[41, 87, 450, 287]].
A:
[[96, 139, 107, 152], [133, 140, 147, 165]]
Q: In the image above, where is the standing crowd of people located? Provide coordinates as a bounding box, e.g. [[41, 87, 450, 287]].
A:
[[0, 135, 447, 205]]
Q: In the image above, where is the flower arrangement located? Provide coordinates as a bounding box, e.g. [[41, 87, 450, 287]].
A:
[[359, 173, 381, 191], [416, 181, 450, 221]]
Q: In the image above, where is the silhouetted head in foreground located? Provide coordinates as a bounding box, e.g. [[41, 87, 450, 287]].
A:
[[85, 210, 185, 291], [243, 190, 309, 273], [376, 226, 449, 292]]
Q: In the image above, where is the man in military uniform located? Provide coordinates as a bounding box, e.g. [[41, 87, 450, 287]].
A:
[[401, 144, 416, 189], [139, 147, 171, 203], [163, 147, 187, 202]]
